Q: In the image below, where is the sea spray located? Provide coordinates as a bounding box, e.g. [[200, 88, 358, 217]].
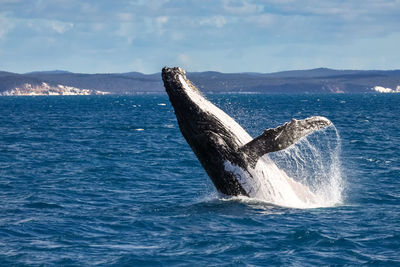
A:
[[265, 124, 343, 207], [224, 124, 343, 209]]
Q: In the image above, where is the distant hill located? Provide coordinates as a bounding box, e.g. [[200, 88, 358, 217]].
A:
[[25, 70, 72, 75], [1, 68, 400, 95]]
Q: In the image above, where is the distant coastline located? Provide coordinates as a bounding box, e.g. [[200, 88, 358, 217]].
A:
[[0, 82, 109, 96], [1, 68, 400, 95]]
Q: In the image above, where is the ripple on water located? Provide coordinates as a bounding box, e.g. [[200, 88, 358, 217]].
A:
[[0, 95, 399, 265]]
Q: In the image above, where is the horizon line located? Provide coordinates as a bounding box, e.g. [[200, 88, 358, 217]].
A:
[[1, 67, 400, 76]]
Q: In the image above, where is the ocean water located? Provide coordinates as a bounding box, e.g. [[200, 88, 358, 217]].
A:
[[0, 94, 399, 266]]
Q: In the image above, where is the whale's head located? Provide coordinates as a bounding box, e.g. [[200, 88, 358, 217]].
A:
[[161, 66, 211, 136], [162, 67, 200, 104], [161, 66, 245, 147]]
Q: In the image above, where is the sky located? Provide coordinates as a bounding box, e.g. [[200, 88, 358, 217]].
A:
[[0, 0, 399, 74]]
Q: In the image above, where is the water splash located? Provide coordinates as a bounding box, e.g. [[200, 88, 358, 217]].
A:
[[224, 125, 344, 209], [268, 125, 344, 207]]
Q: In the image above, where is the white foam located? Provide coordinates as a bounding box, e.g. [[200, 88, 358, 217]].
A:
[[224, 159, 323, 209], [224, 126, 343, 209]]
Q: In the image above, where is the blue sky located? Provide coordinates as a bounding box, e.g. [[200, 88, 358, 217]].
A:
[[0, 0, 399, 73]]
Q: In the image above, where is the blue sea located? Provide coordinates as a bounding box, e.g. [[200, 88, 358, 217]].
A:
[[0, 94, 399, 266]]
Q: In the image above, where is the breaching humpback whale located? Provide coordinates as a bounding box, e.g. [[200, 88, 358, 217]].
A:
[[162, 67, 331, 198]]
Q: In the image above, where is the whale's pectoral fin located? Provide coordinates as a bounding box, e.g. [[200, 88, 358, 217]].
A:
[[240, 116, 332, 167]]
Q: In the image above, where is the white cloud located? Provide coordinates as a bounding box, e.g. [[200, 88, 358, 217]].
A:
[[116, 22, 136, 44], [171, 31, 184, 41], [246, 14, 275, 28], [223, 0, 262, 15], [118, 12, 134, 22], [261, 0, 400, 19], [0, 14, 14, 40], [80, 2, 93, 13], [51, 20, 74, 34], [91, 22, 106, 32], [23, 18, 74, 35], [156, 16, 168, 25], [1, 0, 400, 73], [0, 0, 22, 3], [199, 16, 226, 28], [155, 16, 169, 34], [178, 53, 190, 67]]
